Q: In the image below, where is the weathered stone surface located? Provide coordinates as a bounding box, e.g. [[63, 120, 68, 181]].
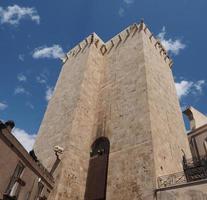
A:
[[157, 181, 207, 200], [34, 23, 192, 199]]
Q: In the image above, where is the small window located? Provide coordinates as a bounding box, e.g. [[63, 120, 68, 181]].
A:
[[203, 138, 207, 155], [5, 161, 25, 198], [34, 179, 44, 200]]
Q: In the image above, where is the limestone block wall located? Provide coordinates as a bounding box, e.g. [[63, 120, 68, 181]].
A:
[[35, 35, 106, 199], [102, 27, 156, 199], [157, 181, 207, 200], [142, 24, 191, 178], [34, 34, 105, 169], [34, 46, 91, 170], [34, 21, 192, 200]]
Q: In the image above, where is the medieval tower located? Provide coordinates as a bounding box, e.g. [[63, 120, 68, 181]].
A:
[[34, 21, 192, 200]]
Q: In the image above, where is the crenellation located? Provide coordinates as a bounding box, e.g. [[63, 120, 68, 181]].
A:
[[34, 20, 194, 200], [94, 38, 99, 48], [144, 25, 148, 33], [100, 44, 107, 55], [149, 32, 154, 40], [61, 21, 173, 68], [124, 29, 130, 42], [107, 40, 115, 54], [130, 23, 139, 36], [75, 44, 82, 56], [141, 22, 173, 67]]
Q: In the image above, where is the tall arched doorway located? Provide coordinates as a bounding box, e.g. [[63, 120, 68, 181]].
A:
[[84, 137, 110, 200]]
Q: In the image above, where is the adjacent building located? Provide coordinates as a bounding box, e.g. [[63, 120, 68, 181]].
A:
[[0, 121, 54, 200]]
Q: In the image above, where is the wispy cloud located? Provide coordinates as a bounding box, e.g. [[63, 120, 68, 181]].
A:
[[17, 73, 27, 82], [12, 128, 36, 152], [175, 79, 205, 99], [118, 7, 125, 17], [36, 76, 47, 84], [0, 5, 40, 25], [157, 27, 186, 55], [14, 86, 29, 95], [36, 71, 49, 85], [118, 0, 134, 17], [194, 80, 205, 92], [123, 0, 134, 4], [26, 102, 34, 110], [36, 70, 54, 102], [0, 102, 7, 110], [18, 54, 25, 61], [45, 87, 54, 101], [32, 45, 64, 59]]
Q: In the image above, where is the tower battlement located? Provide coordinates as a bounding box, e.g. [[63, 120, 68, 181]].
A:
[[61, 20, 173, 67], [35, 20, 191, 200]]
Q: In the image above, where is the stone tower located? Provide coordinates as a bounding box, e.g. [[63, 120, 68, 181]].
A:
[[34, 21, 191, 200]]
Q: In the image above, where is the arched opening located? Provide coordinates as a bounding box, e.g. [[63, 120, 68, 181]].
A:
[[84, 137, 110, 200]]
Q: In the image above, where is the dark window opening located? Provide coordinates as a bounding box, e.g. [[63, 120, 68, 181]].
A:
[[4, 162, 25, 199]]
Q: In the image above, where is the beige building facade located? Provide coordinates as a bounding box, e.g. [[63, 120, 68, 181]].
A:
[[184, 107, 207, 161], [34, 21, 193, 200]]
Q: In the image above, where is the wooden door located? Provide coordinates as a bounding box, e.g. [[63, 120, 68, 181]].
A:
[[84, 137, 110, 200]]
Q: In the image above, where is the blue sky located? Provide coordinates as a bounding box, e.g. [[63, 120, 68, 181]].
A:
[[0, 0, 206, 151]]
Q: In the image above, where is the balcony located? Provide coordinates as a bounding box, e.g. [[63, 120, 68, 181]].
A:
[[157, 155, 207, 189]]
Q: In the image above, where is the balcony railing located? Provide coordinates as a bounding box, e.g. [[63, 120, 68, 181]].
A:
[[157, 155, 207, 189], [157, 171, 187, 188]]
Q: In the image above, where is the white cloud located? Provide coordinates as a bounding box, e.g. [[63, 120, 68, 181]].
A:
[[17, 73, 27, 82], [45, 87, 54, 101], [157, 27, 186, 55], [118, 7, 125, 17], [12, 128, 36, 152], [194, 80, 205, 92], [36, 76, 47, 84], [18, 54, 24, 61], [175, 79, 205, 99], [0, 5, 40, 25], [32, 45, 64, 59], [175, 80, 193, 99], [14, 86, 29, 95], [0, 102, 7, 110], [26, 102, 34, 109], [123, 0, 134, 4], [36, 72, 48, 85]]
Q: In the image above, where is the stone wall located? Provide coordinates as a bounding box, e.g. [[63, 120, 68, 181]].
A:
[[103, 28, 155, 200], [35, 34, 106, 199], [142, 25, 192, 178], [34, 22, 192, 200], [157, 180, 207, 200]]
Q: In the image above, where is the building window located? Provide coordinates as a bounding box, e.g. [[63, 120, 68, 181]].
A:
[[5, 162, 25, 199], [203, 138, 207, 156], [34, 179, 44, 200]]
